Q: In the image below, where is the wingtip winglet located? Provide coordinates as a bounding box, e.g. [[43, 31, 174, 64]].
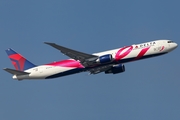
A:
[[3, 68, 8, 71], [44, 42, 55, 45]]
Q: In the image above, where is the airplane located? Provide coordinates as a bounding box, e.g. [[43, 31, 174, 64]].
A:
[[3, 40, 178, 80]]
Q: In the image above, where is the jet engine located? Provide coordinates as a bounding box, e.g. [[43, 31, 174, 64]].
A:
[[96, 54, 113, 64], [105, 64, 125, 74]]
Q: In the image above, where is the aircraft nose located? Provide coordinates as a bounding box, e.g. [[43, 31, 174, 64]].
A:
[[167, 42, 178, 52], [173, 43, 178, 49], [175, 43, 178, 48]]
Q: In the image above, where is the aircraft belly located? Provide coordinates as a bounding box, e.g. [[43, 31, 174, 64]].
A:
[[29, 66, 75, 78], [45, 68, 84, 79]]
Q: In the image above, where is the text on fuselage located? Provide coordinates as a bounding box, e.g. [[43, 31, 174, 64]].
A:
[[134, 41, 156, 49]]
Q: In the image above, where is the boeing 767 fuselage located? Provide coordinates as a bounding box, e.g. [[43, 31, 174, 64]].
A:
[[4, 40, 178, 80]]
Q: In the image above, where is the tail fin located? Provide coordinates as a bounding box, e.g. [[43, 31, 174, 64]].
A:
[[5, 48, 36, 71]]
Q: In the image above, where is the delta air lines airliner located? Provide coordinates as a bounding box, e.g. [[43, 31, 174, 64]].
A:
[[3, 40, 178, 80]]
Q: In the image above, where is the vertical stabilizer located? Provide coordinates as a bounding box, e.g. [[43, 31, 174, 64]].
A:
[[5, 48, 36, 71]]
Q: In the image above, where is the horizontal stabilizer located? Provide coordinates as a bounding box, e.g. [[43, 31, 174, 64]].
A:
[[3, 68, 30, 75]]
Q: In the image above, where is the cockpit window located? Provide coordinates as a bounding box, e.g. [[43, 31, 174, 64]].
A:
[[168, 41, 174, 43]]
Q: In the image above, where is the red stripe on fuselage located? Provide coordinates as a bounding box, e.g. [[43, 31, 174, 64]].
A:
[[134, 47, 150, 60], [46, 59, 84, 68], [115, 46, 133, 60], [160, 46, 164, 51]]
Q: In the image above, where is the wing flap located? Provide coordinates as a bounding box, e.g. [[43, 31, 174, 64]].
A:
[[3, 68, 30, 75]]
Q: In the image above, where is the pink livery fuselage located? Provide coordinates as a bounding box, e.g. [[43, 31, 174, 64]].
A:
[[4, 40, 178, 80]]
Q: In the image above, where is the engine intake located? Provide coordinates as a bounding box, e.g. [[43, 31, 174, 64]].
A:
[[96, 54, 113, 64], [105, 64, 125, 74]]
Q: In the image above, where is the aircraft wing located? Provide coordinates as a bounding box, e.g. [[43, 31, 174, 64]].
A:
[[44, 42, 98, 67], [3, 68, 30, 75]]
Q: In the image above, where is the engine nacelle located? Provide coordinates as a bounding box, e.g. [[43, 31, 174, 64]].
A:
[[105, 64, 125, 74], [96, 54, 113, 64]]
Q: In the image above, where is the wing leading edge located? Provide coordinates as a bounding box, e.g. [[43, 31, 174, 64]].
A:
[[44, 42, 98, 67]]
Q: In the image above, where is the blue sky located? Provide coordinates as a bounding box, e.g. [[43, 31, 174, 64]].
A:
[[0, 0, 180, 120]]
